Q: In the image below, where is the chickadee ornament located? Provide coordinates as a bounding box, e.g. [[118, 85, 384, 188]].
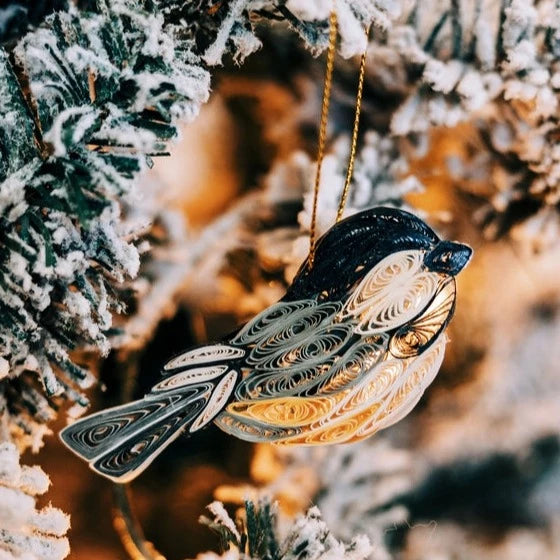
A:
[[61, 206, 472, 483]]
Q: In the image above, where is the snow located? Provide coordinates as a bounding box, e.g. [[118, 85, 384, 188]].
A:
[[0, 162, 38, 219], [0, 444, 69, 559], [286, 0, 331, 21], [206, 501, 241, 541], [203, 0, 254, 66], [424, 60, 464, 94], [505, 39, 537, 72]]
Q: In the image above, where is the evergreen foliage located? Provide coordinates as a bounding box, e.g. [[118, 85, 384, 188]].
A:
[[200, 499, 373, 560], [0, 441, 70, 560], [0, 1, 211, 427]]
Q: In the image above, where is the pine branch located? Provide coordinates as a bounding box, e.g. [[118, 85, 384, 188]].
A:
[[199, 499, 373, 560], [0, 0, 211, 440], [0, 441, 70, 560], [363, 0, 560, 247]]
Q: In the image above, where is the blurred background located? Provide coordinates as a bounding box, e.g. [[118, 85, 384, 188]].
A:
[[2, 1, 560, 559], [35, 30, 560, 560]]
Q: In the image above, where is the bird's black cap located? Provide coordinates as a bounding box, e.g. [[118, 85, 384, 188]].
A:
[[285, 206, 443, 302]]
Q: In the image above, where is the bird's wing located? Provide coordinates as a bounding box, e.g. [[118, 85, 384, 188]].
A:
[[60, 344, 243, 482], [231, 299, 383, 401], [163, 343, 245, 372]]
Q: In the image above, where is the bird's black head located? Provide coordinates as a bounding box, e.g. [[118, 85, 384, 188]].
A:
[[285, 207, 472, 302]]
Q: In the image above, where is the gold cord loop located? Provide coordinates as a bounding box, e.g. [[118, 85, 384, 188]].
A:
[[336, 26, 370, 223], [308, 14, 370, 266], [308, 10, 338, 267]]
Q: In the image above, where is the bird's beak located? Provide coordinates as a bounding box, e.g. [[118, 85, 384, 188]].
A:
[[424, 241, 473, 276]]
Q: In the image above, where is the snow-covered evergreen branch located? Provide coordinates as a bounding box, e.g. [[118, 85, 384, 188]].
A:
[[198, 499, 373, 560], [0, 441, 69, 560], [365, 0, 560, 244], [0, 0, 211, 439]]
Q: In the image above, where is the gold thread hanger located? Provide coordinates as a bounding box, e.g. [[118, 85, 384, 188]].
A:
[[308, 11, 370, 267]]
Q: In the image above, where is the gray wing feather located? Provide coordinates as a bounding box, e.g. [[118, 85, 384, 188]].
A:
[[232, 299, 388, 401]]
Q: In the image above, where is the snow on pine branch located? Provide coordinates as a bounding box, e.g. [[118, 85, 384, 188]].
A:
[[377, 0, 559, 134], [159, 0, 403, 65], [361, 0, 560, 247], [0, 441, 70, 560], [0, 0, 213, 445], [198, 499, 374, 560]]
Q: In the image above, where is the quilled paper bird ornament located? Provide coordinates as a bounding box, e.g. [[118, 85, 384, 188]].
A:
[[60, 206, 472, 483], [60, 11, 472, 483]]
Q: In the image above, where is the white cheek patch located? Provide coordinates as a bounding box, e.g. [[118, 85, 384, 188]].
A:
[[341, 250, 442, 334]]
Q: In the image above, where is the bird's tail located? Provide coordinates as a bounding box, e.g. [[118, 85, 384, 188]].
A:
[[60, 371, 237, 483]]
